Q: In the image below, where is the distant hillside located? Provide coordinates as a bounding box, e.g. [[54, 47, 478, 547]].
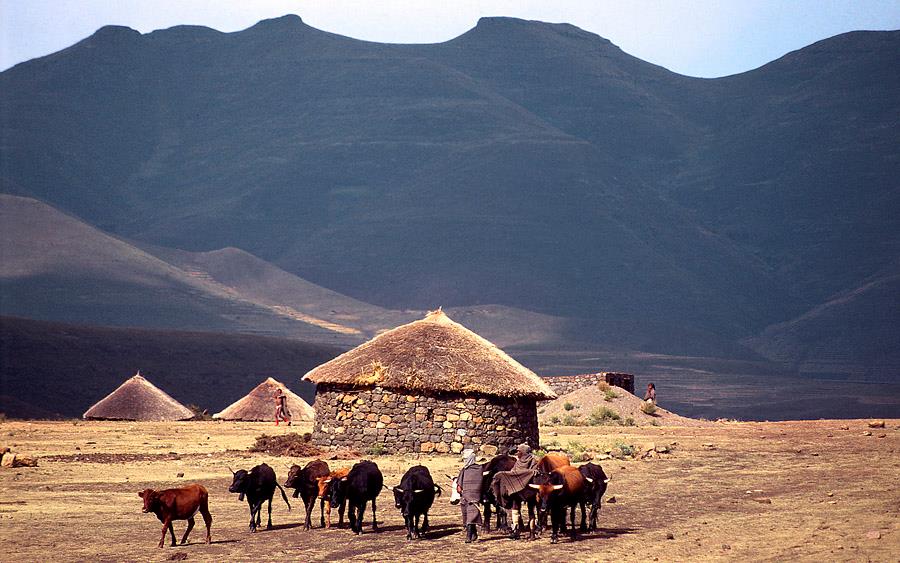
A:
[[0, 316, 343, 418], [1, 16, 897, 372], [745, 264, 900, 380]]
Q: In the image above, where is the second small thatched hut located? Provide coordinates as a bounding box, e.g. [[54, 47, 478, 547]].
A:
[[213, 377, 314, 421], [303, 309, 555, 454]]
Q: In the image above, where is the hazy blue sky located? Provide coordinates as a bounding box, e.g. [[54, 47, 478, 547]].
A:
[[2, 0, 899, 76]]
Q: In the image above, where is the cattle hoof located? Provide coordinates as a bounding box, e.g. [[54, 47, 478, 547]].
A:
[[551, 537, 559, 544]]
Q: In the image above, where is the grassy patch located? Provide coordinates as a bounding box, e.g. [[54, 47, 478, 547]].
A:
[[563, 402, 575, 411], [604, 389, 619, 402], [589, 406, 621, 426]]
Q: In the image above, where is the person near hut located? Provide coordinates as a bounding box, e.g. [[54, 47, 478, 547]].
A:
[[457, 449, 483, 543], [644, 383, 657, 406], [274, 388, 291, 426], [490, 443, 538, 538]]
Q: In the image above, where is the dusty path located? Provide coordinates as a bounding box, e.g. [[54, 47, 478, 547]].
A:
[[1, 419, 898, 562]]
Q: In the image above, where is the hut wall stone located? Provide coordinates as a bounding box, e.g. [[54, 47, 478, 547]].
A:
[[541, 372, 635, 397], [312, 385, 539, 455]]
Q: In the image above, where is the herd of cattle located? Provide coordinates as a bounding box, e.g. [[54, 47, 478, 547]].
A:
[[137, 452, 609, 548]]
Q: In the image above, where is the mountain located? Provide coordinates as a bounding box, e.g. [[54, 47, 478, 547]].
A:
[[1, 16, 897, 373], [0, 316, 341, 417], [745, 263, 900, 379]]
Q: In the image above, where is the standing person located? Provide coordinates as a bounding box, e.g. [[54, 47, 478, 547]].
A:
[[457, 449, 483, 543], [274, 388, 291, 426], [644, 383, 657, 406], [490, 443, 538, 538]]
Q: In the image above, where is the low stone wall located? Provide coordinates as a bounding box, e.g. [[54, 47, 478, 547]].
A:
[[541, 372, 635, 397], [312, 384, 539, 455]]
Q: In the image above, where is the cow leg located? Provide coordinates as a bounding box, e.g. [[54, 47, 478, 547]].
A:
[[589, 495, 599, 531], [180, 516, 195, 545], [249, 500, 259, 532], [371, 497, 378, 532], [405, 514, 413, 540], [422, 511, 429, 534], [200, 502, 213, 544], [347, 501, 357, 533], [319, 496, 326, 528], [569, 503, 578, 540], [303, 496, 312, 530], [482, 501, 492, 532], [338, 501, 345, 528], [579, 500, 587, 532], [267, 496, 273, 530]]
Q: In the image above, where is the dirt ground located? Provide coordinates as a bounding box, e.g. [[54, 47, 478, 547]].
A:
[[1, 419, 898, 562]]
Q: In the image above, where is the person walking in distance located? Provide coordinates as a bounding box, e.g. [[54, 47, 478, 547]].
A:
[[274, 388, 291, 426]]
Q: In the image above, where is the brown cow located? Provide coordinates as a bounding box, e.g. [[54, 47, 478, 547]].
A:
[[537, 452, 570, 472], [138, 484, 212, 548], [531, 465, 585, 543], [316, 467, 350, 527]]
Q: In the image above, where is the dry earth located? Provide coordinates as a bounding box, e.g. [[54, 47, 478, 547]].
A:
[[539, 385, 707, 427], [1, 419, 898, 562]]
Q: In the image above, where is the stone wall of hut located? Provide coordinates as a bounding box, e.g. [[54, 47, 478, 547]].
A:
[[541, 372, 635, 397], [312, 385, 539, 455]]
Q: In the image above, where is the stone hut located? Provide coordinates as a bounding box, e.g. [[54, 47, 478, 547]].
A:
[[83, 372, 193, 421], [213, 377, 314, 421], [302, 309, 556, 454]]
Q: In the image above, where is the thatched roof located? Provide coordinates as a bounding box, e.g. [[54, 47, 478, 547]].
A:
[[213, 377, 314, 421], [303, 309, 556, 400], [82, 373, 193, 421]]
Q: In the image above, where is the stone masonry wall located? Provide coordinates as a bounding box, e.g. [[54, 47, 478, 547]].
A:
[[312, 385, 539, 455], [541, 372, 635, 397]]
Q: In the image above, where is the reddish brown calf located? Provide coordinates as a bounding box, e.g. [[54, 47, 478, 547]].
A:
[[138, 484, 212, 548], [316, 467, 350, 527]]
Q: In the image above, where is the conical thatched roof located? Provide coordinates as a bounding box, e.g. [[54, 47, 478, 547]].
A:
[[303, 309, 556, 400], [83, 373, 194, 421], [213, 377, 315, 421]]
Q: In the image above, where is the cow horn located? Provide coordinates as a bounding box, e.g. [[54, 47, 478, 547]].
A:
[[394, 487, 404, 493], [413, 489, 425, 493], [228, 466, 235, 475], [528, 483, 541, 489], [482, 470, 491, 476], [604, 478, 611, 483], [585, 477, 594, 483], [552, 484, 564, 490], [445, 474, 454, 480]]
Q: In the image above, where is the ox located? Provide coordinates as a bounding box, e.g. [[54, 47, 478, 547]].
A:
[[284, 459, 330, 530], [317, 466, 350, 528], [391, 465, 440, 540], [138, 484, 212, 548], [229, 463, 291, 532], [532, 465, 585, 543], [578, 462, 610, 532], [330, 460, 383, 535], [479, 454, 515, 532]]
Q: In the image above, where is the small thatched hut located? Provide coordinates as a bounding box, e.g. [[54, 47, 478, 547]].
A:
[[213, 377, 314, 421], [83, 372, 193, 421], [303, 309, 556, 454]]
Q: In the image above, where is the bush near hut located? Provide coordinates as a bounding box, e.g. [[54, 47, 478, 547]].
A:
[[250, 433, 322, 457], [563, 402, 575, 411], [589, 406, 621, 425], [604, 389, 619, 402], [641, 401, 658, 416]]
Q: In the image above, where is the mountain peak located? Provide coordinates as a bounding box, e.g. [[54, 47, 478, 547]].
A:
[[246, 14, 305, 33], [88, 25, 141, 43]]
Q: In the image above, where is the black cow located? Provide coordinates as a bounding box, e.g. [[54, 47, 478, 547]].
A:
[[479, 454, 515, 532], [391, 465, 441, 540], [533, 465, 585, 543], [331, 460, 383, 535], [284, 459, 330, 530], [578, 462, 610, 532], [229, 463, 291, 532]]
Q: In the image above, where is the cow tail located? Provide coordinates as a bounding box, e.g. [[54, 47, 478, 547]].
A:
[[276, 483, 292, 511]]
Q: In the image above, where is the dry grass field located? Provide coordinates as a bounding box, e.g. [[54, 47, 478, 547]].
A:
[[1, 419, 898, 562]]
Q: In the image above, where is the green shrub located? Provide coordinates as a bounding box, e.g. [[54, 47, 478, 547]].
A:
[[588, 406, 621, 426], [616, 441, 635, 457], [640, 401, 657, 416], [366, 443, 386, 456], [597, 381, 611, 392], [561, 414, 582, 426], [563, 402, 575, 411], [567, 440, 586, 455], [548, 415, 561, 425], [624, 417, 635, 427], [603, 389, 619, 402]]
